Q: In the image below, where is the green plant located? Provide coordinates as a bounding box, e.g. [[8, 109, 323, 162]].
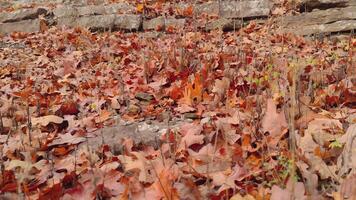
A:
[[329, 140, 343, 149]]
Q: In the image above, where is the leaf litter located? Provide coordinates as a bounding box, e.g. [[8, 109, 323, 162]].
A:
[[0, 2, 355, 200]]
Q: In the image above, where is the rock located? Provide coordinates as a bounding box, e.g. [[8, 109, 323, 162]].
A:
[[0, 19, 40, 34], [53, 3, 135, 18], [193, 0, 271, 18], [143, 16, 165, 30], [127, 104, 141, 115], [0, 42, 26, 48], [184, 112, 200, 120], [299, 0, 356, 12], [135, 92, 154, 102], [205, 18, 243, 31], [195, 1, 220, 16], [76, 5, 106, 16], [53, 6, 78, 18], [105, 3, 135, 14], [83, 117, 186, 151], [56, 14, 141, 31], [220, 0, 272, 18], [143, 16, 185, 31], [277, 6, 356, 35], [113, 14, 142, 31], [0, 7, 47, 23], [57, 15, 116, 31], [166, 18, 186, 29]]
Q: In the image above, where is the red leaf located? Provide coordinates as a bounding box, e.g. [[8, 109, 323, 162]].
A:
[[57, 101, 80, 115], [38, 183, 63, 200]]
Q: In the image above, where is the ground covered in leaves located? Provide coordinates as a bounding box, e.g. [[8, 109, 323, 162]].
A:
[[0, 3, 356, 200]]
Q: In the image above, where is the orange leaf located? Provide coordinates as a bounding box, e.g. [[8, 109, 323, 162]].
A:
[[182, 73, 203, 105], [136, 4, 144, 13], [38, 183, 63, 200], [95, 110, 111, 123], [13, 87, 32, 100], [53, 146, 73, 156], [183, 5, 193, 17]]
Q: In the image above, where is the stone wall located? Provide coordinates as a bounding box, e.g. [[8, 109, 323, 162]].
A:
[[0, 0, 355, 36]]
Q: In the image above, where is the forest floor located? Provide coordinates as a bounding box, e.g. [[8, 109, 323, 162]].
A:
[[0, 1, 356, 200]]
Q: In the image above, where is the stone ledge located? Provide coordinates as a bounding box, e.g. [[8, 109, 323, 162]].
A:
[[0, 7, 48, 23], [277, 6, 356, 35], [53, 2, 135, 18], [143, 17, 186, 31], [0, 19, 40, 34], [56, 14, 142, 31]]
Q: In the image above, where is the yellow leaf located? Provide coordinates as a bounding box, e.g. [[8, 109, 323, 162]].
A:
[[136, 4, 144, 13]]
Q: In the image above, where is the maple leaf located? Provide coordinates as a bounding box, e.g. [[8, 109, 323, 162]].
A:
[[178, 123, 204, 152]]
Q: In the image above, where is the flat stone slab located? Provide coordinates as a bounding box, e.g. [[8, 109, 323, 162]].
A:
[[0, 19, 40, 34], [299, 0, 356, 12], [204, 18, 243, 31], [113, 14, 142, 31], [83, 118, 186, 151], [220, 0, 272, 18], [56, 14, 141, 31], [57, 15, 116, 30], [53, 3, 135, 18], [277, 6, 356, 35], [143, 16, 185, 31], [0, 7, 47, 23]]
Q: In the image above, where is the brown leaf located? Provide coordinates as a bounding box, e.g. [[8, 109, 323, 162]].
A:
[[261, 98, 288, 148], [57, 101, 80, 115], [31, 115, 64, 127]]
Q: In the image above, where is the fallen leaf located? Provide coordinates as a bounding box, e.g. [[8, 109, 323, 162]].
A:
[[261, 98, 288, 148], [337, 124, 356, 177], [270, 180, 306, 200], [32, 115, 64, 127], [49, 132, 86, 146]]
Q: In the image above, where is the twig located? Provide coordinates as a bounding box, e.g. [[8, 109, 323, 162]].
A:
[[288, 59, 299, 199], [26, 101, 32, 146]]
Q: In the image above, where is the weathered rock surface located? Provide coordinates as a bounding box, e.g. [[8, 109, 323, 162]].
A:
[[56, 14, 141, 31], [84, 118, 185, 150], [0, 0, 354, 37], [299, 0, 356, 12], [193, 0, 272, 18], [57, 15, 115, 30], [194, 1, 220, 16], [135, 92, 155, 102], [114, 14, 142, 31], [204, 18, 243, 31], [278, 6, 356, 35], [0, 19, 40, 34], [0, 7, 47, 23], [143, 16, 186, 31], [220, 0, 272, 18], [53, 3, 135, 18]]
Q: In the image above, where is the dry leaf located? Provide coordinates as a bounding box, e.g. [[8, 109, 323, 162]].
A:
[[261, 98, 288, 147], [32, 115, 64, 127]]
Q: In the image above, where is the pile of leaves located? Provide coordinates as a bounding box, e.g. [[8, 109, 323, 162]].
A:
[[0, 3, 356, 199]]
